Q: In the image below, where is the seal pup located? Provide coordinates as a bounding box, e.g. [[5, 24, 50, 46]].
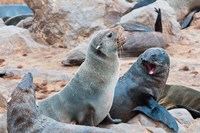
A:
[[108, 47, 178, 132], [7, 72, 114, 133], [38, 25, 126, 126]]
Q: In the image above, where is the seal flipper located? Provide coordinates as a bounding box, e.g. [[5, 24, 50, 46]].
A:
[[122, 0, 157, 16], [133, 97, 178, 132], [180, 10, 198, 29], [100, 114, 122, 125], [154, 8, 162, 33]]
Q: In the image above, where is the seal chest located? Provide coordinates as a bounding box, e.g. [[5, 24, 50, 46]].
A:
[[38, 25, 126, 126]]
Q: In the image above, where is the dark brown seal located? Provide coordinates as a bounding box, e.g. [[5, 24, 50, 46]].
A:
[[159, 84, 200, 118], [107, 47, 178, 132], [7, 72, 114, 133], [38, 25, 126, 126]]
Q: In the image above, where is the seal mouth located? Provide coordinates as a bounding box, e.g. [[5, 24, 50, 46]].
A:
[[142, 61, 156, 75], [110, 25, 126, 47]]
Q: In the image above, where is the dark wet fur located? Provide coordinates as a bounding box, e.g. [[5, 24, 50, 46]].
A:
[[105, 48, 178, 132], [154, 8, 162, 32]]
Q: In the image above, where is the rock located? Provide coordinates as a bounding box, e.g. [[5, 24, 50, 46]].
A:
[[187, 119, 200, 133], [0, 26, 47, 55], [0, 78, 17, 101], [4, 68, 71, 83], [16, 16, 33, 29], [0, 114, 7, 133], [61, 41, 88, 66], [0, 94, 7, 114], [169, 109, 194, 126], [120, 0, 181, 43], [101, 123, 147, 133], [24, 0, 130, 48], [0, 18, 5, 27]]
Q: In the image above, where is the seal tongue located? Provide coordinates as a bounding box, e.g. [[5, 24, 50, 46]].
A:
[[147, 63, 155, 75]]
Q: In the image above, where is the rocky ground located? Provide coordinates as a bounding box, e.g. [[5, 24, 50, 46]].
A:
[[0, 0, 200, 132]]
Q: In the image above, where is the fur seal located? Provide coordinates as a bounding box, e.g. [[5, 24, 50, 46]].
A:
[[0, 4, 33, 18], [125, 0, 200, 29], [123, 0, 157, 16], [159, 84, 200, 119], [107, 47, 178, 131], [38, 25, 126, 126], [7, 72, 114, 133], [5, 14, 33, 26]]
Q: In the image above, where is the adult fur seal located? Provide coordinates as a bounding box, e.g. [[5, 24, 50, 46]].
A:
[[7, 73, 114, 133], [108, 47, 178, 132], [159, 84, 200, 119], [38, 25, 126, 126]]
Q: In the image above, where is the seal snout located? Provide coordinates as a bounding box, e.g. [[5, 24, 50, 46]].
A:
[[111, 25, 127, 47]]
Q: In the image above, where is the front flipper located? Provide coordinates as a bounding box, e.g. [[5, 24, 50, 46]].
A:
[[100, 114, 122, 125], [133, 97, 178, 132]]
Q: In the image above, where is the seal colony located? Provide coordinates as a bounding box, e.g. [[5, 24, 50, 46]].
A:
[[38, 25, 126, 126], [7, 72, 114, 133], [108, 47, 178, 132]]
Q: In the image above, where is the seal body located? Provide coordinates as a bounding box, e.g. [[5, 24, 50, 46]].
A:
[[38, 25, 125, 126], [159, 84, 200, 118], [109, 47, 178, 131], [7, 73, 114, 133]]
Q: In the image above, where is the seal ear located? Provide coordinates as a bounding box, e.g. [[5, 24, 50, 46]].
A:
[[132, 97, 178, 132], [96, 45, 101, 50], [96, 43, 103, 50]]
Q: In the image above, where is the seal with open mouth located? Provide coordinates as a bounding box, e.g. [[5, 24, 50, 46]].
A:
[[38, 25, 126, 126], [107, 47, 178, 132]]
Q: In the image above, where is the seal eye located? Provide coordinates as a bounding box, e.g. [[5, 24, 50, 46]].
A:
[[107, 32, 113, 38]]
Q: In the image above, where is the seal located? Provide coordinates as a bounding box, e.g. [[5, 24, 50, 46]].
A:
[[7, 72, 114, 133], [108, 47, 178, 131], [159, 84, 200, 119], [122, 0, 156, 16], [5, 14, 33, 26], [38, 25, 126, 126]]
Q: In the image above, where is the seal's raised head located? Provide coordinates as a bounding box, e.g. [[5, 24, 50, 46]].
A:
[[87, 25, 126, 59], [139, 47, 170, 76], [7, 72, 38, 133]]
